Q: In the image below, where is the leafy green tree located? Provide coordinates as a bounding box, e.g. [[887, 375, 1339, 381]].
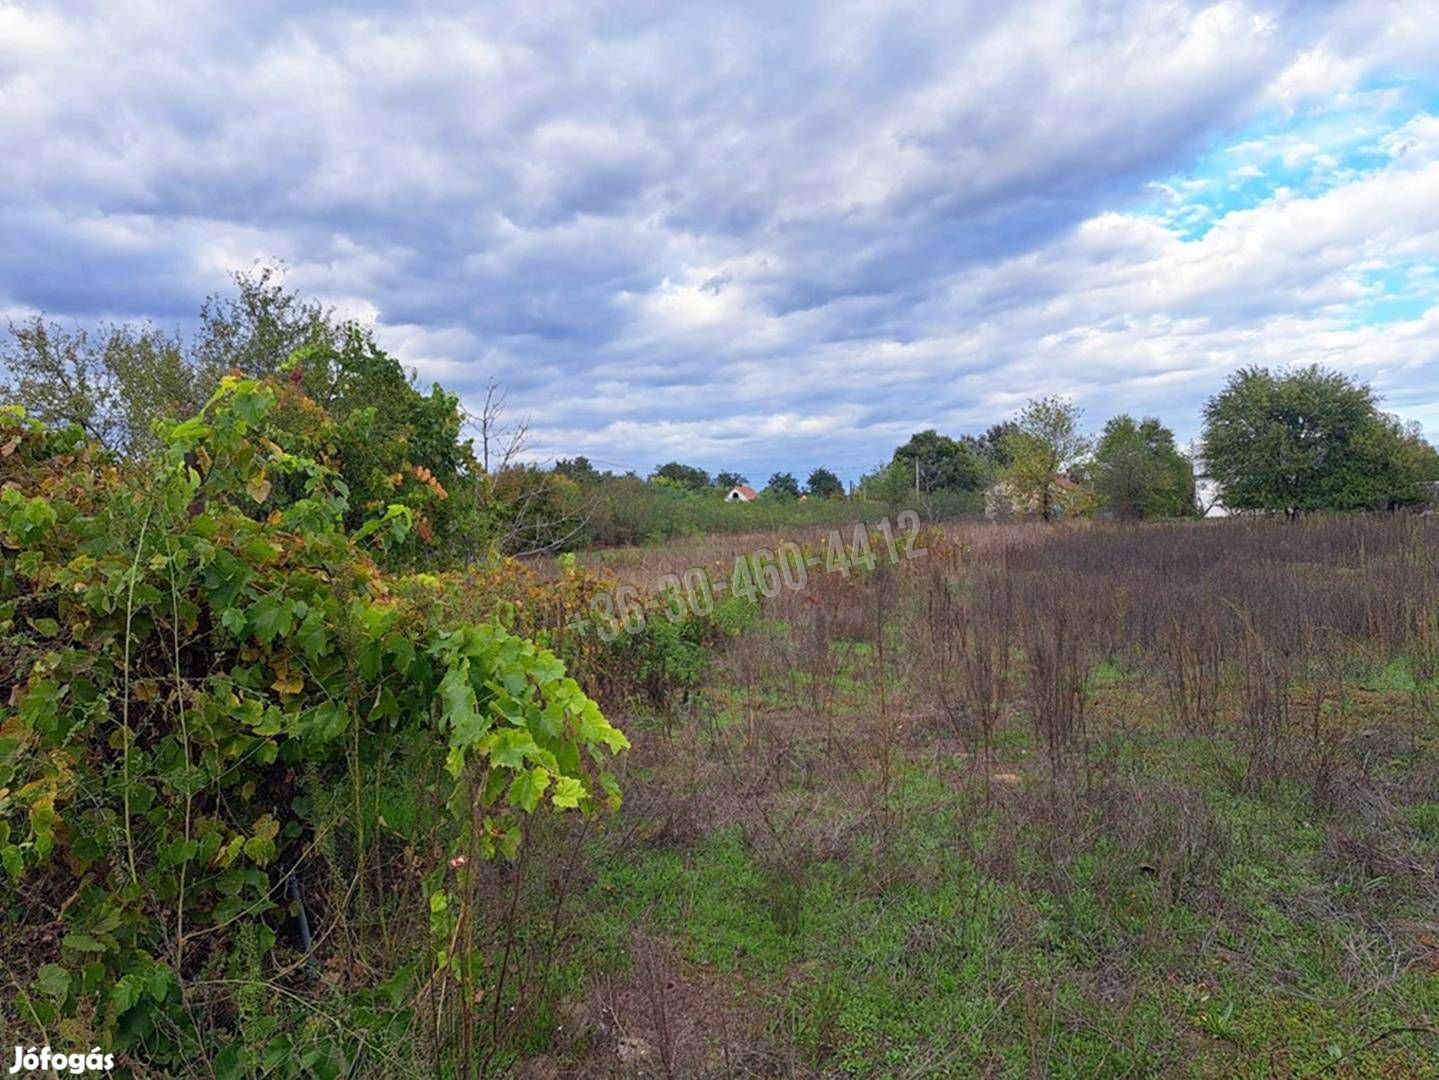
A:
[[1350, 418, 1439, 510], [1092, 415, 1196, 519], [1, 267, 339, 458], [650, 461, 710, 490], [715, 470, 747, 490], [555, 455, 601, 483], [1002, 396, 1091, 522], [856, 459, 916, 511], [806, 466, 844, 499], [279, 327, 483, 564], [193, 264, 338, 382], [1201, 365, 1438, 516], [960, 423, 1017, 469], [892, 429, 987, 492], [0, 318, 199, 456], [2, 270, 489, 565], [764, 471, 801, 499]]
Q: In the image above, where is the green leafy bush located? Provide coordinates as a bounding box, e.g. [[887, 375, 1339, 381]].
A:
[[0, 379, 626, 1069], [599, 593, 759, 716]]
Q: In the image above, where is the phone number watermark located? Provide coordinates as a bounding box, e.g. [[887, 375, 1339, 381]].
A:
[[567, 513, 929, 640]]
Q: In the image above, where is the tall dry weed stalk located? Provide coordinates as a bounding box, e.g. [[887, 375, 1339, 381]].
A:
[[924, 566, 1013, 797], [1161, 614, 1224, 735], [1230, 608, 1293, 792], [1020, 581, 1091, 780]]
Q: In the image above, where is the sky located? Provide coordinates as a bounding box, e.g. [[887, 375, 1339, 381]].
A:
[[2, 1, 1438, 486]]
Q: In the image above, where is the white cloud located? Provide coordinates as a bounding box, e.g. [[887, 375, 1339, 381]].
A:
[[1, 0, 1439, 479]]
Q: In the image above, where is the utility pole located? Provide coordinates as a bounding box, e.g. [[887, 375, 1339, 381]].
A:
[[914, 456, 920, 495]]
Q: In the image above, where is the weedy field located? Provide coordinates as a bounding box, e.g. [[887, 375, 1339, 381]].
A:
[[494, 517, 1439, 1078]]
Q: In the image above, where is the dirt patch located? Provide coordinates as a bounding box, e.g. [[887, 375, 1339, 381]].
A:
[[528, 932, 809, 1078]]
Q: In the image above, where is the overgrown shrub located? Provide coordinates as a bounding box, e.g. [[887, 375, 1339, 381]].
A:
[[0, 380, 627, 1072], [597, 593, 760, 719]]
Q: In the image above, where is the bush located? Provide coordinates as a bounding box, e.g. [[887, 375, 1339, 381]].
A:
[[598, 594, 760, 717], [0, 380, 627, 1070]]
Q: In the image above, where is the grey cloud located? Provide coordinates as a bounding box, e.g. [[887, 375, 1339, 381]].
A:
[[3, 0, 1438, 477]]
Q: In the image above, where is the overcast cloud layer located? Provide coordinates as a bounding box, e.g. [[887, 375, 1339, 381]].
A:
[[3, 0, 1439, 482]]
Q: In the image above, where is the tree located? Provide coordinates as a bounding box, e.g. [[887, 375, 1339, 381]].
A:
[[1092, 415, 1196, 519], [0, 318, 199, 456], [1201, 365, 1437, 517], [193, 264, 338, 383], [650, 461, 710, 490], [1001, 396, 1091, 522], [274, 325, 485, 564], [1294, 410, 1439, 512], [1, 266, 341, 458], [764, 471, 801, 499], [555, 455, 601, 483], [474, 378, 529, 476], [960, 422, 1017, 469], [1, 269, 497, 565], [891, 429, 987, 492], [714, 470, 747, 490], [806, 466, 844, 499], [859, 459, 917, 511]]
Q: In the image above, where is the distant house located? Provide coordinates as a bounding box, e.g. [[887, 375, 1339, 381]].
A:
[[985, 475, 1083, 520], [725, 484, 759, 503], [1189, 450, 1228, 517]]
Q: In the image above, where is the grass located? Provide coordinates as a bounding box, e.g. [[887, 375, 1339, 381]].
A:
[[526, 641, 1439, 1077]]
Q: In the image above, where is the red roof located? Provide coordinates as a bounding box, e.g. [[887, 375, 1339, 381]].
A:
[[731, 484, 759, 500]]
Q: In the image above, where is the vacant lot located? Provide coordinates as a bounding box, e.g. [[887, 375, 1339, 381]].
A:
[[7, 498, 1438, 1078], [497, 517, 1439, 1077]]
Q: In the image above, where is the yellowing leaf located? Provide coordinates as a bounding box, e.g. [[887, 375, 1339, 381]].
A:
[[550, 776, 586, 809], [270, 666, 303, 695], [216, 836, 241, 870], [246, 473, 272, 505]]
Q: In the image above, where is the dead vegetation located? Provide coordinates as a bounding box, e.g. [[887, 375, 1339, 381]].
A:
[[454, 516, 1439, 1075]]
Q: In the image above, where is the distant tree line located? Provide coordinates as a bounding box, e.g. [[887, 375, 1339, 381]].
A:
[[556, 459, 850, 503], [839, 367, 1438, 522]]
